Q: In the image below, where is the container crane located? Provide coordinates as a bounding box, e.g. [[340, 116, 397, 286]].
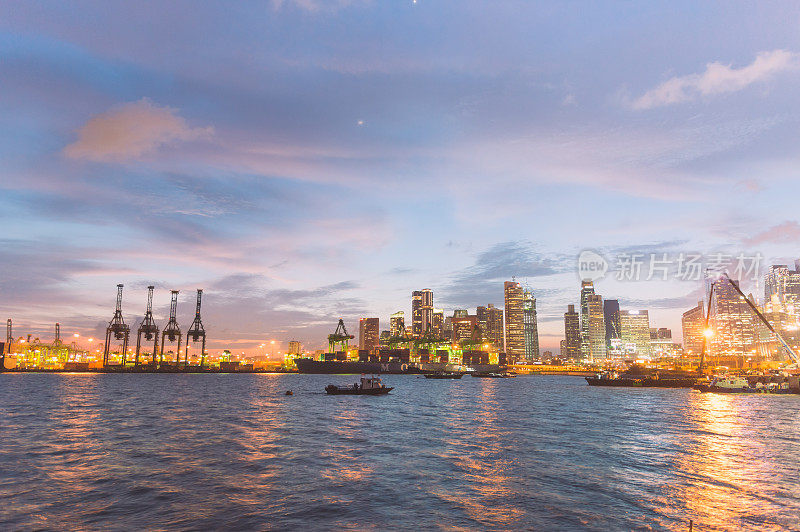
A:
[[328, 319, 354, 353]]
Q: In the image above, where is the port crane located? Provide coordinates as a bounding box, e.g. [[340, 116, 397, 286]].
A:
[[103, 284, 130, 367], [136, 285, 159, 366], [185, 289, 206, 367], [160, 290, 182, 365], [700, 273, 800, 372], [328, 319, 354, 353]]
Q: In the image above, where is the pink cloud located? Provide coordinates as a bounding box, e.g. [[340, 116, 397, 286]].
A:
[[633, 49, 799, 109], [64, 98, 213, 162], [744, 221, 800, 246]]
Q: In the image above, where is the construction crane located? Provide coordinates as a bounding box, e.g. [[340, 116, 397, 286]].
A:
[[328, 319, 354, 353], [698, 281, 716, 373], [6, 318, 11, 355], [185, 289, 206, 367], [160, 290, 182, 366], [103, 284, 130, 367], [721, 273, 800, 366], [136, 285, 159, 366]]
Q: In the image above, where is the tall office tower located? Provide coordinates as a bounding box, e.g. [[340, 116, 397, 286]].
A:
[[453, 309, 468, 318], [412, 289, 434, 337], [390, 311, 405, 338], [476, 306, 488, 336], [288, 340, 302, 355], [579, 281, 595, 358], [711, 278, 757, 357], [432, 309, 444, 338], [359, 317, 380, 353], [759, 294, 800, 361], [523, 289, 540, 362], [620, 310, 651, 357], [682, 301, 705, 357], [504, 281, 525, 362], [563, 304, 581, 359], [586, 294, 606, 361], [486, 304, 504, 347], [603, 299, 621, 344]]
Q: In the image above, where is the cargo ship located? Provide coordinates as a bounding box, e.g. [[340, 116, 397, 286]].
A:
[[295, 357, 486, 375]]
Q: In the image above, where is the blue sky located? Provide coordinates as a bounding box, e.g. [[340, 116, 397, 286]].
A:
[[2, 1, 800, 352]]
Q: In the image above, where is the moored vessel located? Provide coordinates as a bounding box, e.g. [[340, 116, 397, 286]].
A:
[[325, 375, 393, 395]]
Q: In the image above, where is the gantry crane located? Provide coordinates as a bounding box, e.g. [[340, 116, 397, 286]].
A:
[[185, 289, 206, 367], [53, 323, 62, 346], [103, 284, 130, 367], [328, 319, 354, 353], [160, 290, 182, 366], [136, 285, 159, 366]]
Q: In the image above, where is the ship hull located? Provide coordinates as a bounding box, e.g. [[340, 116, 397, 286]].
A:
[[296, 358, 417, 374], [586, 377, 698, 388]]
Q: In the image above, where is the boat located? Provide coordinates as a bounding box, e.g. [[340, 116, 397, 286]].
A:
[[423, 372, 464, 379], [585, 368, 699, 388], [472, 372, 515, 378], [325, 375, 393, 395], [693, 375, 798, 394]]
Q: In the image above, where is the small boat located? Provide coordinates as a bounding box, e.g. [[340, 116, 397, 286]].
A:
[[325, 375, 393, 395], [472, 372, 515, 378], [424, 372, 464, 379]]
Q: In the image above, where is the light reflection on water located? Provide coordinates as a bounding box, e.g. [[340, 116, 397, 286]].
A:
[[1, 373, 799, 530]]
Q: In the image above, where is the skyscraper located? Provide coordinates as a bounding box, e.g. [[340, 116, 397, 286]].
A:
[[603, 299, 621, 344], [484, 304, 504, 347], [681, 301, 705, 356], [711, 278, 757, 357], [586, 293, 606, 360], [504, 281, 525, 362], [764, 263, 800, 310], [288, 340, 302, 355], [359, 317, 380, 353], [452, 312, 478, 343], [563, 304, 581, 359], [579, 280, 595, 358], [523, 288, 539, 361], [412, 289, 434, 337], [620, 310, 651, 357], [390, 311, 405, 338], [432, 309, 444, 338]]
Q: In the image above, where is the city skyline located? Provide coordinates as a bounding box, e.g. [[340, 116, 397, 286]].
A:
[[3, 2, 800, 353]]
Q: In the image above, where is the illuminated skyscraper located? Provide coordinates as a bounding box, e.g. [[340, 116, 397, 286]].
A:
[[481, 304, 504, 347], [412, 289, 434, 337], [764, 263, 800, 310], [620, 310, 651, 357], [579, 281, 595, 358], [452, 312, 478, 343], [603, 299, 620, 344], [586, 294, 606, 360], [681, 301, 705, 356], [711, 278, 757, 357], [288, 340, 302, 355], [432, 309, 444, 338], [504, 281, 525, 362], [390, 311, 405, 338], [523, 289, 539, 361], [359, 317, 380, 353], [563, 304, 581, 359]]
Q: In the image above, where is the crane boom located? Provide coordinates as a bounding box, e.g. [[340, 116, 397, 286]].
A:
[[721, 273, 800, 365]]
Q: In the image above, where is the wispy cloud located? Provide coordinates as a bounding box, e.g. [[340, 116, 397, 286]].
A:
[[744, 221, 800, 246], [64, 98, 213, 162], [633, 50, 799, 110]]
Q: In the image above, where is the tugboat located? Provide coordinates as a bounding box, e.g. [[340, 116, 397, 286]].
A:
[[325, 375, 393, 395]]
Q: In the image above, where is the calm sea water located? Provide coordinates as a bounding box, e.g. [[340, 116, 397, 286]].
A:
[[1, 373, 799, 531]]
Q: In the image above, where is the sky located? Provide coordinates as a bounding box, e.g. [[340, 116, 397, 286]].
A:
[[3, 1, 800, 353]]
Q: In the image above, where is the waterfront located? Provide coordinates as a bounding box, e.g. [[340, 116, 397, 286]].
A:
[[1, 374, 799, 531]]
